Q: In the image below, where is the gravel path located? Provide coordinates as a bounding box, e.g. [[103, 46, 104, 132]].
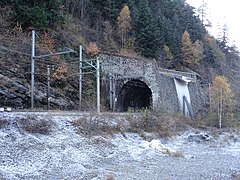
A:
[[0, 112, 239, 180]]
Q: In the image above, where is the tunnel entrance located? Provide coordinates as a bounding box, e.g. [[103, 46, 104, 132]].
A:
[[117, 80, 152, 112]]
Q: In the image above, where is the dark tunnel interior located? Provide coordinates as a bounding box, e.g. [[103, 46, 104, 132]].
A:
[[117, 80, 152, 112]]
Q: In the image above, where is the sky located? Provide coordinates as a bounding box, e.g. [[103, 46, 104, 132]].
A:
[[186, 0, 240, 50]]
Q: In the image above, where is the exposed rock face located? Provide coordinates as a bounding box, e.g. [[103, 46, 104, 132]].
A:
[[0, 71, 77, 110], [0, 74, 30, 108], [0, 44, 78, 110], [0, 45, 31, 108]]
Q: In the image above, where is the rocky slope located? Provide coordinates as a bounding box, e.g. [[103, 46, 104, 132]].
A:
[[0, 30, 79, 110]]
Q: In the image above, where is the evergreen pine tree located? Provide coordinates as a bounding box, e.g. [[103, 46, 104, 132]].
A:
[[6, 0, 64, 28], [103, 0, 118, 21], [134, 0, 160, 57], [218, 23, 229, 53]]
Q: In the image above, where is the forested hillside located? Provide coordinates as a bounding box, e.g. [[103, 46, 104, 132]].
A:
[[1, 0, 240, 118], [1, 0, 239, 67]]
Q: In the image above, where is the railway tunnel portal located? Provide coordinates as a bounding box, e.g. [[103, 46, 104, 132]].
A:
[[98, 54, 204, 116]]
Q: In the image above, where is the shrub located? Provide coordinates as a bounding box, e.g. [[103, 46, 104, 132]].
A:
[[0, 119, 9, 129], [72, 115, 121, 137], [127, 111, 195, 138], [72, 111, 195, 138], [105, 174, 115, 180], [232, 171, 240, 180], [18, 116, 54, 134]]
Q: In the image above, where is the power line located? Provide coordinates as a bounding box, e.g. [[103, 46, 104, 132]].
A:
[[0, 45, 31, 56]]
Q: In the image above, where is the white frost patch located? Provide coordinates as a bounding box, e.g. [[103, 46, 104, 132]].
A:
[[224, 142, 240, 157], [111, 133, 172, 161], [0, 112, 240, 179], [149, 139, 166, 151], [149, 139, 178, 155], [111, 133, 152, 161]]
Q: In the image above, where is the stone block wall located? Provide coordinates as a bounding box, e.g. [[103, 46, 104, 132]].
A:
[[100, 54, 191, 114]]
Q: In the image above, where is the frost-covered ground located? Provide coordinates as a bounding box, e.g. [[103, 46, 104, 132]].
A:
[[0, 112, 240, 180]]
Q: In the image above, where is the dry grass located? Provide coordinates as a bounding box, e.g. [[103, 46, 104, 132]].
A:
[[127, 111, 195, 138], [0, 119, 9, 129], [105, 173, 115, 180], [18, 116, 54, 135], [165, 149, 184, 158], [232, 172, 240, 180], [72, 114, 121, 137], [71, 111, 196, 138]]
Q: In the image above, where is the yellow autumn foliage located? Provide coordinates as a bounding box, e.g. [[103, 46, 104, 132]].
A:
[[210, 75, 234, 127], [181, 31, 203, 67], [117, 5, 132, 49], [86, 42, 100, 58], [211, 75, 234, 107]]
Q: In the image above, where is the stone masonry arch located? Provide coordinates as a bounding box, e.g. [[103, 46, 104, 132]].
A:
[[116, 79, 152, 112], [99, 54, 202, 116]]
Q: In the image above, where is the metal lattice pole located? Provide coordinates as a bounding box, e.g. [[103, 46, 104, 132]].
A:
[[96, 57, 100, 113], [79, 45, 83, 111], [31, 30, 35, 110], [47, 65, 50, 110], [109, 73, 113, 110]]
